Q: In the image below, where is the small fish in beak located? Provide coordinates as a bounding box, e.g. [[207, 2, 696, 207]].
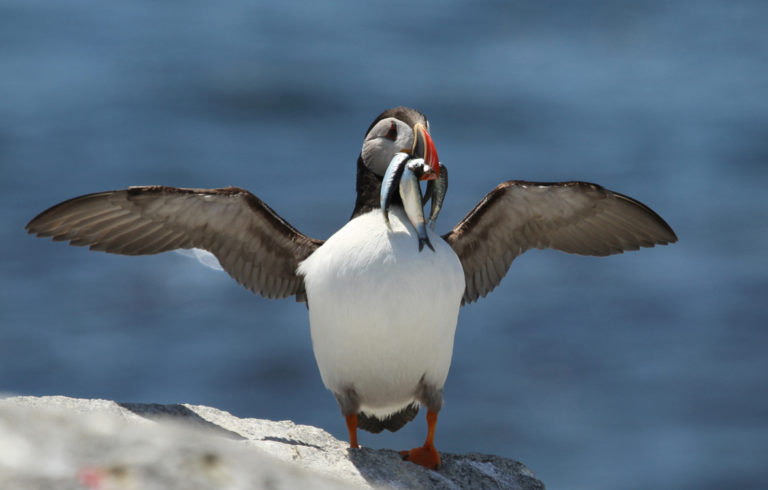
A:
[[380, 153, 435, 251], [380, 152, 411, 229], [399, 159, 435, 252], [422, 163, 448, 229]]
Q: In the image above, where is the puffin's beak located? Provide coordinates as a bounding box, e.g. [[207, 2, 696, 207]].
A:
[[411, 123, 440, 181]]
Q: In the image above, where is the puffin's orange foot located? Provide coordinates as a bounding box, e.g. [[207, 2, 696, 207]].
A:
[[345, 414, 359, 449], [399, 444, 441, 470]]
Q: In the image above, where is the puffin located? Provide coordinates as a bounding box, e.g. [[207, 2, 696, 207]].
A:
[[26, 106, 677, 470]]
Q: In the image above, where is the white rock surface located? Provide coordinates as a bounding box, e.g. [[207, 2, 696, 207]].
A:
[[0, 395, 546, 489]]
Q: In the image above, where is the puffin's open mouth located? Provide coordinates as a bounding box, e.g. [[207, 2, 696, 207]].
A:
[[410, 123, 440, 181]]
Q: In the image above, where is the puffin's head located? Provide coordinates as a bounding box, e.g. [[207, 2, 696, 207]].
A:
[[361, 107, 440, 181]]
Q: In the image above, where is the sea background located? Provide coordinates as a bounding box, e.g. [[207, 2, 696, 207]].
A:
[[1, 1, 766, 489]]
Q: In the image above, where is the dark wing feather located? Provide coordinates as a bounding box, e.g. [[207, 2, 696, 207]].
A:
[[443, 180, 677, 304], [26, 186, 324, 300]]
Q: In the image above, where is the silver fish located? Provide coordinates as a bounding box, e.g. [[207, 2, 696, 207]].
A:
[[422, 163, 448, 229], [380, 152, 410, 229], [400, 160, 434, 252]]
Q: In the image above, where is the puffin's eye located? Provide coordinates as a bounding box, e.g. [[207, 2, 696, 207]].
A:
[[385, 122, 398, 141]]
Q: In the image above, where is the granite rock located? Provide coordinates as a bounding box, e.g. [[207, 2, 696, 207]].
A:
[[0, 395, 545, 489]]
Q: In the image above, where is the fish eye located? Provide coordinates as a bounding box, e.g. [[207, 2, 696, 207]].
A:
[[385, 122, 398, 141]]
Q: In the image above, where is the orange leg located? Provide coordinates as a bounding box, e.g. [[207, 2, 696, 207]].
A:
[[400, 410, 441, 469], [345, 413, 359, 449]]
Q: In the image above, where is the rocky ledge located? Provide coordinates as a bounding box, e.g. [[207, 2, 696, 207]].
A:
[[0, 395, 545, 489]]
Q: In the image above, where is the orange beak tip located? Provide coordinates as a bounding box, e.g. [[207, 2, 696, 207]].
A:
[[421, 129, 440, 179], [412, 123, 441, 180]]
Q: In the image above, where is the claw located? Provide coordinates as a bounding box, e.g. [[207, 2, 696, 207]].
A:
[[400, 411, 441, 470], [400, 444, 441, 470]]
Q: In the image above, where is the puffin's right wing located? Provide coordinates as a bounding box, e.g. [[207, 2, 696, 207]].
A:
[[443, 180, 677, 304], [26, 186, 324, 301]]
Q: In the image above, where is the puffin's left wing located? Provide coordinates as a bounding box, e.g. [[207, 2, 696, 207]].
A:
[[26, 186, 324, 300], [443, 181, 677, 304]]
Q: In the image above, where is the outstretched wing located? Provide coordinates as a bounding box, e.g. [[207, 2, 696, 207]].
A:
[[443, 181, 677, 304], [26, 186, 324, 300]]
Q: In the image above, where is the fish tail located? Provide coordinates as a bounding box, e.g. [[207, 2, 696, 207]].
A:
[[418, 235, 435, 252]]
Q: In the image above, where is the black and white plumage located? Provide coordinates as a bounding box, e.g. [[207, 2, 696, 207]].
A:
[[26, 185, 323, 300], [444, 180, 676, 303], [26, 106, 677, 469]]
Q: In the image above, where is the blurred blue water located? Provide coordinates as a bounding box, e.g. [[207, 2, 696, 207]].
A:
[[2, 1, 767, 489]]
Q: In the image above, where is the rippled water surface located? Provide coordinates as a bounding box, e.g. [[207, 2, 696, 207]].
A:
[[2, 2, 766, 489]]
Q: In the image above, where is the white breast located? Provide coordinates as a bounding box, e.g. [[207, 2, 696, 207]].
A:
[[297, 208, 465, 417]]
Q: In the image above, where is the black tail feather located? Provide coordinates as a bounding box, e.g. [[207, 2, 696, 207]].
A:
[[358, 403, 420, 433]]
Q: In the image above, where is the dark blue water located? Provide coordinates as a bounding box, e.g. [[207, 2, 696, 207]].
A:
[[2, 1, 766, 489]]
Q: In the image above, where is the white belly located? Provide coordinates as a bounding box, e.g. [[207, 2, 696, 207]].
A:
[[297, 208, 465, 417]]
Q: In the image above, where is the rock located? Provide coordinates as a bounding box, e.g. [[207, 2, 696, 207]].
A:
[[0, 395, 546, 489]]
